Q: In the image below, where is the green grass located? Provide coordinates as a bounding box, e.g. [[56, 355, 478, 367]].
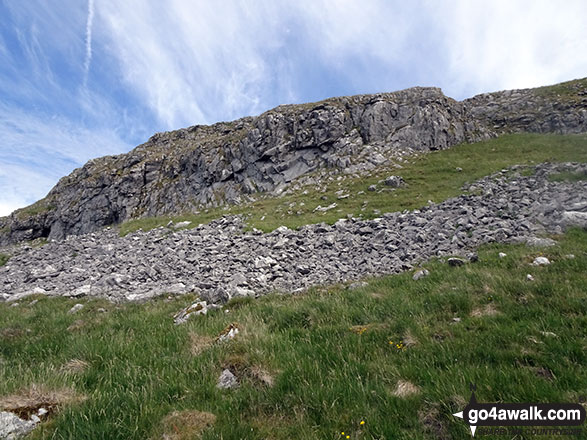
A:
[[1, 228, 585, 439], [548, 169, 587, 183], [14, 199, 55, 220], [0, 253, 9, 266], [534, 77, 587, 102], [119, 133, 587, 235]]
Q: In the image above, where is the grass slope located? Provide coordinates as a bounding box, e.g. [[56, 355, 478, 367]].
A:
[[1, 229, 585, 439], [120, 133, 587, 235]]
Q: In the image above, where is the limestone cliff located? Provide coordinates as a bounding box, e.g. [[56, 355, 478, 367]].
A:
[[1, 79, 586, 244]]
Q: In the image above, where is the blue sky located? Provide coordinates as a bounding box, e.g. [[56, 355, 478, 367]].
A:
[[1, 0, 586, 216]]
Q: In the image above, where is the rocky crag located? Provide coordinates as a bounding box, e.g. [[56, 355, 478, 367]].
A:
[[2, 162, 586, 303], [1, 79, 586, 245]]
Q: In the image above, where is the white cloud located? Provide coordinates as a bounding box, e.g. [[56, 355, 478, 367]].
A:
[[431, 0, 587, 97], [0, 163, 56, 217], [95, 0, 587, 131], [95, 0, 299, 128], [0, 102, 131, 216]]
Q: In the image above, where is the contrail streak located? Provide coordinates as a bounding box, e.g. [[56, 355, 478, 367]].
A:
[[83, 0, 95, 87]]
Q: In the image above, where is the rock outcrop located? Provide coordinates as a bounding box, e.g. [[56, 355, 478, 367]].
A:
[[1, 79, 586, 244], [1, 162, 585, 303]]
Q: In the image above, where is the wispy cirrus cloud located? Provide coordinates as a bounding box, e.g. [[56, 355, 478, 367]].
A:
[[1, 0, 586, 217], [0, 102, 131, 216], [96, 0, 587, 130], [0, 1, 143, 216]]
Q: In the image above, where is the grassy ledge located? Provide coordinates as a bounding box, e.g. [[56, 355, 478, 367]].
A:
[[119, 133, 587, 236], [1, 228, 585, 439], [0, 253, 9, 266]]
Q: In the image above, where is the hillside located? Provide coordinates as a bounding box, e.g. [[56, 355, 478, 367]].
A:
[[0, 75, 586, 438], [1, 135, 586, 303], [1, 78, 586, 245], [0, 189, 585, 439]]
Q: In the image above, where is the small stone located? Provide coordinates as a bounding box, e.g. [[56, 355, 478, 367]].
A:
[[68, 284, 91, 297], [456, 167, 463, 172], [173, 221, 192, 229], [367, 184, 377, 192], [412, 269, 430, 281], [174, 301, 209, 325], [233, 286, 255, 297], [526, 274, 535, 281], [383, 175, 405, 188], [68, 303, 84, 314], [452, 317, 461, 322], [447, 257, 466, 267], [532, 257, 550, 266], [217, 369, 238, 389], [216, 323, 239, 342], [565, 254, 575, 259], [498, 252, 507, 258], [297, 265, 311, 275], [313, 203, 337, 212], [348, 281, 368, 290]]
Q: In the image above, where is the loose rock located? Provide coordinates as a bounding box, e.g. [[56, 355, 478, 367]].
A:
[[447, 257, 466, 267], [532, 257, 551, 266], [67, 304, 84, 314], [0, 412, 36, 440], [526, 237, 557, 247], [174, 301, 210, 325], [413, 269, 430, 281], [383, 175, 406, 188], [217, 369, 238, 389], [0, 163, 585, 304]]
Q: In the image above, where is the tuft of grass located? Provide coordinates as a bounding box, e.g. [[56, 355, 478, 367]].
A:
[[152, 410, 216, 440], [0, 253, 9, 266], [1, 229, 585, 439], [119, 133, 587, 235]]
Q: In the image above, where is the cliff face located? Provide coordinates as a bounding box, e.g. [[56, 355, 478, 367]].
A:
[[1, 79, 586, 244]]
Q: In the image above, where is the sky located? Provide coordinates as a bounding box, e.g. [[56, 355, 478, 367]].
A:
[[1, 0, 586, 216]]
